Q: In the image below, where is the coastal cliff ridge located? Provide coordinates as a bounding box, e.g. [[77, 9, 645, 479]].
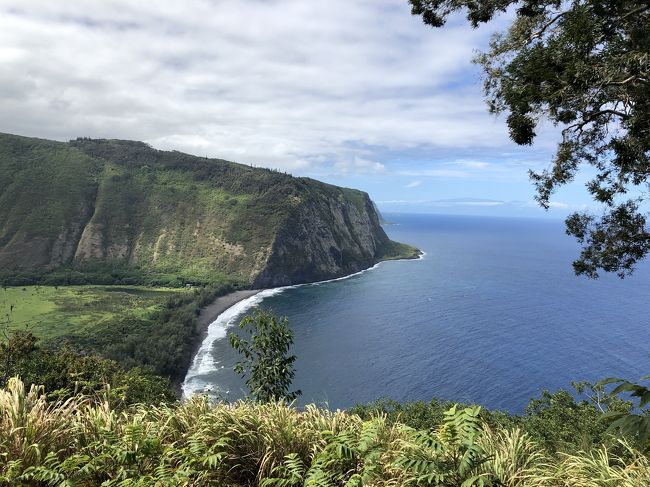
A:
[[0, 133, 419, 287]]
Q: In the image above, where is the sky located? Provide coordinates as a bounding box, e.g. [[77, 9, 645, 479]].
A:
[[0, 0, 597, 217]]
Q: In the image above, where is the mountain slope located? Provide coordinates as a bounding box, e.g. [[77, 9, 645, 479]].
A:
[[0, 133, 418, 287]]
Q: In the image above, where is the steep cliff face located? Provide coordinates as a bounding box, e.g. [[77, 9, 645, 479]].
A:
[[0, 133, 418, 286], [253, 188, 399, 287], [0, 136, 102, 271]]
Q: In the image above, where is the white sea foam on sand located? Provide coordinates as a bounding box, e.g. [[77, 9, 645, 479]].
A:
[[181, 286, 295, 398]]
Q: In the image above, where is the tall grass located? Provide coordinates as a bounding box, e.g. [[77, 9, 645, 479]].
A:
[[1, 378, 649, 486]]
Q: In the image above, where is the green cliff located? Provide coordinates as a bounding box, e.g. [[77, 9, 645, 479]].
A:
[[0, 133, 418, 287]]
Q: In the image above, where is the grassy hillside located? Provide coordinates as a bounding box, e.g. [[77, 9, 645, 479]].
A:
[[0, 134, 290, 285], [0, 133, 416, 288], [0, 137, 101, 269]]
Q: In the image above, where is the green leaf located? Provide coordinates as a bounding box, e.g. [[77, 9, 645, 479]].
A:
[[611, 382, 646, 396], [640, 391, 650, 408]]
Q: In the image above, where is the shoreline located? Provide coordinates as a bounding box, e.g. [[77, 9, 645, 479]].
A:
[[191, 289, 261, 358], [194, 250, 423, 336], [176, 290, 260, 395], [197, 289, 261, 331], [181, 251, 425, 397]]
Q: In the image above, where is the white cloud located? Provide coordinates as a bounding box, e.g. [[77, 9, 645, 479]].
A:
[[378, 198, 506, 206], [0, 0, 533, 176], [377, 198, 580, 210], [378, 199, 428, 204], [452, 160, 492, 169], [405, 180, 421, 188], [398, 169, 470, 178], [547, 201, 570, 209], [426, 198, 510, 207], [334, 156, 386, 174]]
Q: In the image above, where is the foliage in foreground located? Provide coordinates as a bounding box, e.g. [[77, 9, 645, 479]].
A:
[[599, 374, 650, 448], [230, 309, 301, 403], [352, 387, 640, 457], [1, 378, 649, 486]]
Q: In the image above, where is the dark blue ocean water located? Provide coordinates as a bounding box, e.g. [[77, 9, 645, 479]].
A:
[[184, 213, 650, 412]]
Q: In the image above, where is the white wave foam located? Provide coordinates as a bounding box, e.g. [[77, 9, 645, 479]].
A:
[[181, 286, 297, 398], [305, 252, 425, 288], [181, 253, 425, 398]]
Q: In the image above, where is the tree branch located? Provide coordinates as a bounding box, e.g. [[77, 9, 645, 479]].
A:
[[562, 108, 631, 139], [586, 109, 631, 120], [618, 4, 650, 22], [605, 76, 643, 86], [526, 11, 566, 44]]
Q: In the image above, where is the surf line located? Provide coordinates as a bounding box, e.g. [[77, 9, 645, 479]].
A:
[[181, 252, 425, 398]]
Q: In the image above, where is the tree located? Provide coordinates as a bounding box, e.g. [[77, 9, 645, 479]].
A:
[[522, 383, 632, 453], [0, 330, 38, 388], [229, 309, 301, 402], [410, 0, 650, 277]]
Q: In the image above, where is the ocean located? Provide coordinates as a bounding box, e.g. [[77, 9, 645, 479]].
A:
[[183, 213, 650, 412]]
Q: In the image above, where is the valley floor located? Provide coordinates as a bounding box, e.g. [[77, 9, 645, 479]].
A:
[[0, 285, 189, 341]]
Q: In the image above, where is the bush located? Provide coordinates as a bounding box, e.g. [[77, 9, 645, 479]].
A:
[[0, 331, 176, 407], [1, 379, 649, 486]]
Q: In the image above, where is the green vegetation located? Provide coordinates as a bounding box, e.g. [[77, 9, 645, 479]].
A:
[[0, 132, 284, 285], [229, 310, 301, 403], [379, 240, 422, 261], [0, 136, 102, 248], [0, 333, 176, 406], [46, 281, 239, 382], [2, 377, 649, 486], [0, 262, 226, 288], [410, 0, 650, 278], [599, 375, 650, 449], [351, 382, 635, 456], [1, 281, 239, 383], [0, 133, 410, 288], [0, 285, 189, 341]]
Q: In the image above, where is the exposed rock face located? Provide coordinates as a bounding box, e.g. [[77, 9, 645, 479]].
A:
[[0, 133, 417, 286], [253, 193, 391, 287], [51, 206, 94, 264]]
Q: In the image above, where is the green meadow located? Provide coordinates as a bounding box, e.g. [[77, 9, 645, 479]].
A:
[[0, 285, 190, 341]]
